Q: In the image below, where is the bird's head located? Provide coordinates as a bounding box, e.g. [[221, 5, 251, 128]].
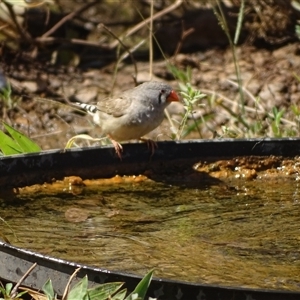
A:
[[139, 81, 179, 107]]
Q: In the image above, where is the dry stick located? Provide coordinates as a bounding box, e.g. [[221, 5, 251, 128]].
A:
[[109, 0, 183, 49], [3, 2, 31, 42], [202, 89, 296, 127], [119, 39, 146, 62], [173, 26, 195, 57], [149, 0, 154, 80], [0, 24, 20, 40], [62, 267, 81, 300], [35, 36, 111, 48], [202, 89, 263, 114], [0, 23, 9, 31], [226, 79, 265, 112], [10, 263, 37, 298], [41, 1, 98, 38], [99, 23, 138, 86], [44, 5, 51, 27]]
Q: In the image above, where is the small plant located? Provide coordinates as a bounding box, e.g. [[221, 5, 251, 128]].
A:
[[270, 107, 285, 137], [0, 122, 41, 155], [0, 84, 15, 111], [0, 84, 23, 122], [38, 268, 154, 300], [0, 283, 27, 300], [167, 65, 206, 139], [2, 265, 154, 300], [0, 0, 53, 49], [213, 0, 245, 112], [177, 82, 206, 140], [0, 85, 41, 155], [166, 9, 300, 141]]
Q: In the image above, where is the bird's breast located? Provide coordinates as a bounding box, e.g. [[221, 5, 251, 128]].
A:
[[102, 104, 165, 141]]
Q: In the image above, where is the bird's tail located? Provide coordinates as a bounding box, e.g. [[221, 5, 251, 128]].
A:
[[75, 102, 98, 115]]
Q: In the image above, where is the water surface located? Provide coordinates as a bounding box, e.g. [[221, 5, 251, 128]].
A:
[[1, 178, 300, 291]]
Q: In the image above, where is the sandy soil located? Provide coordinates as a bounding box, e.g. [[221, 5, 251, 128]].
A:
[[1, 1, 300, 150]]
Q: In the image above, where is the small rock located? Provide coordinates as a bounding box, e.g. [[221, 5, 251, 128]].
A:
[[21, 81, 38, 93], [74, 86, 98, 103], [276, 59, 291, 70], [166, 102, 185, 115], [65, 207, 89, 223], [273, 44, 297, 59], [250, 51, 268, 67], [268, 81, 286, 94], [246, 79, 261, 96], [290, 92, 300, 103], [136, 72, 161, 83]]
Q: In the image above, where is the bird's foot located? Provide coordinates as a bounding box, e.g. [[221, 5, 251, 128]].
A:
[[140, 138, 158, 157], [108, 135, 123, 160]]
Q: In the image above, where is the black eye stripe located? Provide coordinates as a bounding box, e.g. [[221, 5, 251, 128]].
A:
[[158, 93, 162, 104]]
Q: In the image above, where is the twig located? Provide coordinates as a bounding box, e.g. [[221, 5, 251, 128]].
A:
[[10, 263, 37, 298], [214, 0, 245, 113], [202, 89, 263, 114], [173, 26, 194, 57], [62, 267, 81, 300], [0, 23, 9, 31], [109, 0, 183, 49], [149, 0, 154, 80], [41, 1, 98, 38], [100, 23, 138, 86], [202, 88, 296, 127], [217, 99, 250, 129], [35, 36, 110, 49], [119, 39, 146, 62], [3, 2, 31, 42], [226, 79, 264, 111], [164, 108, 177, 136]]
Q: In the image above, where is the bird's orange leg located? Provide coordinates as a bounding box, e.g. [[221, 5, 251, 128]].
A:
[[108, 135, 123, 160]]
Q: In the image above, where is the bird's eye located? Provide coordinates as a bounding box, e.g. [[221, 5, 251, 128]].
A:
[[160, 89, 165, 94]]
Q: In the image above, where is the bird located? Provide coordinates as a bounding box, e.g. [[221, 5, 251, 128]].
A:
[[75, 81, 179, 159]]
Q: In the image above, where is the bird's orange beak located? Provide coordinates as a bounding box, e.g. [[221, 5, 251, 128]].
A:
[[167, 90, 180, 102]]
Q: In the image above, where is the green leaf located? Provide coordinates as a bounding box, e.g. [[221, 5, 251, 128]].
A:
[[15, 290, 28, 298], [42, 279, 55, 300], [125, 270, 153, 300], [5, 283, 13, 295], [0, 286, 6, 295], [67, 276, 89, 300], [111, 288, 127, 300], [88, 282, 124, 300], [3, 122, 41, 153], [0, 130, 23, 155]]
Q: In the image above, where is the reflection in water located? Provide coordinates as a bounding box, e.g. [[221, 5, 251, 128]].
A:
[[1, 179, 300, 291]]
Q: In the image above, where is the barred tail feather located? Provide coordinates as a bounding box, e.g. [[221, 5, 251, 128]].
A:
[[75, 102, 98, 114]]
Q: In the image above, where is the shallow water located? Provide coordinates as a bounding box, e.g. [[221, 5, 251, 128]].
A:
[[1, 178, 300, 291]]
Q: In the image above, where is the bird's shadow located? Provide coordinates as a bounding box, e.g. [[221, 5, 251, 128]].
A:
[[145, 164, 224, 189]]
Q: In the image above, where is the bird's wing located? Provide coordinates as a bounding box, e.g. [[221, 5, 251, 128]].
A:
[[96, 94, 133, 118]]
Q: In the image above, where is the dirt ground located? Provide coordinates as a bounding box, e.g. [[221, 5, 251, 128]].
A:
[[1, 1, 300, 151]]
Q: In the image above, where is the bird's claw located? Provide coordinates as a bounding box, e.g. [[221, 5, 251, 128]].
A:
[[140, 138, 157, 157], [108, 135, 123, 160]]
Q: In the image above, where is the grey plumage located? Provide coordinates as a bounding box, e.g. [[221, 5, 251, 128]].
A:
[[74, 81, 179, 158]]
